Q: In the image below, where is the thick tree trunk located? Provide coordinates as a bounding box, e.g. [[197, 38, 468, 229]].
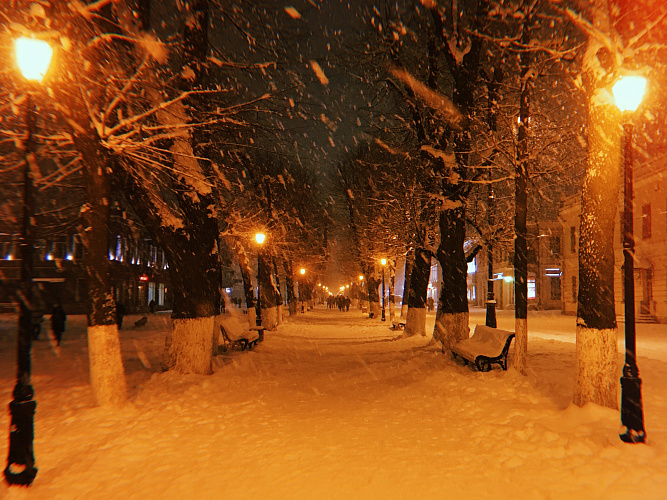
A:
[[574, 89, 621, 408], [78, 136, 127, 406], [283, 259, 297, 316], [367, 276, 381, 319], [434, 207, 469, 350], [514, 11, 532, 374], [162, 205, 220, 374], [258, 252, 279, 331], [405, 248, 430, 337], [400, 250, 414, 319]]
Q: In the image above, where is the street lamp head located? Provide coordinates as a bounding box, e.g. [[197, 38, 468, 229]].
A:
[[612, 76, 647, 112], [15, 37, 53, 82], [359, 275, 364, 281], [255, 232, 266, 245], [380, 258, 387, 266], [300, 268, 306, 275]]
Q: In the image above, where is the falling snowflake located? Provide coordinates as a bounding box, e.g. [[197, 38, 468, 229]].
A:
[[285, 6, 301, 19], [309, 60, 329, 85]]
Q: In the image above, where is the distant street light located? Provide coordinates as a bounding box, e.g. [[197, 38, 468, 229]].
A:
[[612, 75, 647, 444], [255, 233, 265, 328], [299, 268, 306, 313], [5, 36, 53, 487], [380, 259, 387, 321]]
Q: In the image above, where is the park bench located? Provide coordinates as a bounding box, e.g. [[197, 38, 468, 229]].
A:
[[391, 318, 406, 330], [219, 315, 263, 352], [451, 325, 515, 372]]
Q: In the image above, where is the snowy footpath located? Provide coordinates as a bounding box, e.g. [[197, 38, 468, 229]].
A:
[[1, 307, 667, 500]]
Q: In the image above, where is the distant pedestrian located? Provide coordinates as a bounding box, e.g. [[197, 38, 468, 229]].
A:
[[116, 302, 126, 329], [50, 303, 66, 346], [148, 299, 156, 314]]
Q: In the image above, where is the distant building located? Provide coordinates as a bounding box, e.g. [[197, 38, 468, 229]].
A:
[[560, 151, 667, 324], [0, 203, 171, 315]]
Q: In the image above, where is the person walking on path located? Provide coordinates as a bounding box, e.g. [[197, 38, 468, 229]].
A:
[[50, 303, 67, 346]]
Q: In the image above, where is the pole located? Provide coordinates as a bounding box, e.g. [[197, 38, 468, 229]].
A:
[[256, 250, 262, 327], [619, 121, 646, 443], [486, 184, 497, 328], [381, 267, 386, 321], [5, 93, 38, 485]]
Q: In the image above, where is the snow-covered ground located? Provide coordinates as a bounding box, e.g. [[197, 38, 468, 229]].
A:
[[1, 306, 666, 499]]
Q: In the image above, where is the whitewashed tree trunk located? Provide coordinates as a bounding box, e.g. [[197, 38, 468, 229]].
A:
[[573, 325, 618, 408], [88, 325, 128, 407], [433, 312, 469, 353], [404, 307, 426, 337], [573, 0, 623, 409], [370, 300, 381, 318], [514, 318, 528, 374], [166, 317, 214, 375], [262, 306, 279, 331]]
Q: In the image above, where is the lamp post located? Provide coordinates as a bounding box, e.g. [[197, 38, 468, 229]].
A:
[[299, 268, 306, 313], [486, 185, 497, 328], [255, 233, 265, 328], [612, 75, 647, 444], [380, 259, 387, 321], [5, 36, 53, 486]]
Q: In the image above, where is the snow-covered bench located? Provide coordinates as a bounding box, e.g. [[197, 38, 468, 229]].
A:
[[219, 315, 262, 352], [391, 318, 406, 330], [451, 325, 515, 372]]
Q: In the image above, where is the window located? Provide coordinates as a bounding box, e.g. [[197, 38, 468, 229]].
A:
[[528, 278, 536, 300], [550, 236, 561, 257], [642, 203, 651, 239], [570, 226, 576, 254], [571, 276, 577, 303], [551, 277, 561, 300]]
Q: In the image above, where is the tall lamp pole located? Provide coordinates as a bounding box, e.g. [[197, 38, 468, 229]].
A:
[[381, 259, 387, 321], [5, 36, 53, 486], [299, 268, 306, 313], [255, 233, 265, 328], [613, 75, 647, 444], [486, 185, 497, 328]]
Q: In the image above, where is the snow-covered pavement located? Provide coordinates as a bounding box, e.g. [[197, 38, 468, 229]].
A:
[[0, 307, 666, 499]]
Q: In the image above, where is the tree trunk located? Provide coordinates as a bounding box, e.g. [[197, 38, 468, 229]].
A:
[[405, 248, 430, 337], [400, 250, 414, 319], [514, 7, 532, 374], [434, 208, 469, 351], [283, 259, 297, 316], [78, 135, 127, 406], [574, 82, 621, 409], [367, 276, 381, 319], [161, 202, 220, 374], [258, 251, 279, 331]]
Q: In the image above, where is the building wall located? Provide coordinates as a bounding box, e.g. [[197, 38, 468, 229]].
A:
[[559, 157, 667, 323]]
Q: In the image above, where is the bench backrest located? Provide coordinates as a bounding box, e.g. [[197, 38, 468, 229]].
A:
[[470, 325, 514, 350]]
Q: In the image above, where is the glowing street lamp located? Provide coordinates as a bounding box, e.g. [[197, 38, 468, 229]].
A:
[[612, 75, 647, 444], [380, 259, 387, 321], [15, 38, 53, 83], [254, 233, 265, 328], [299, 268, 307, 312], [5, 35, 54, 487]]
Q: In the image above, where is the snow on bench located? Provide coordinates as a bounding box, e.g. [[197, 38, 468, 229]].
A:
[[391, 318, 406, 330], [451, 325, 515, 372], [219, 314, 262, 352]]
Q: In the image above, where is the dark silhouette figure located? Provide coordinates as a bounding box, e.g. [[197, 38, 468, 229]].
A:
[[116, 303, 126, 329], [148, 299, 156, 314], [50, 304, 66, 346]]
